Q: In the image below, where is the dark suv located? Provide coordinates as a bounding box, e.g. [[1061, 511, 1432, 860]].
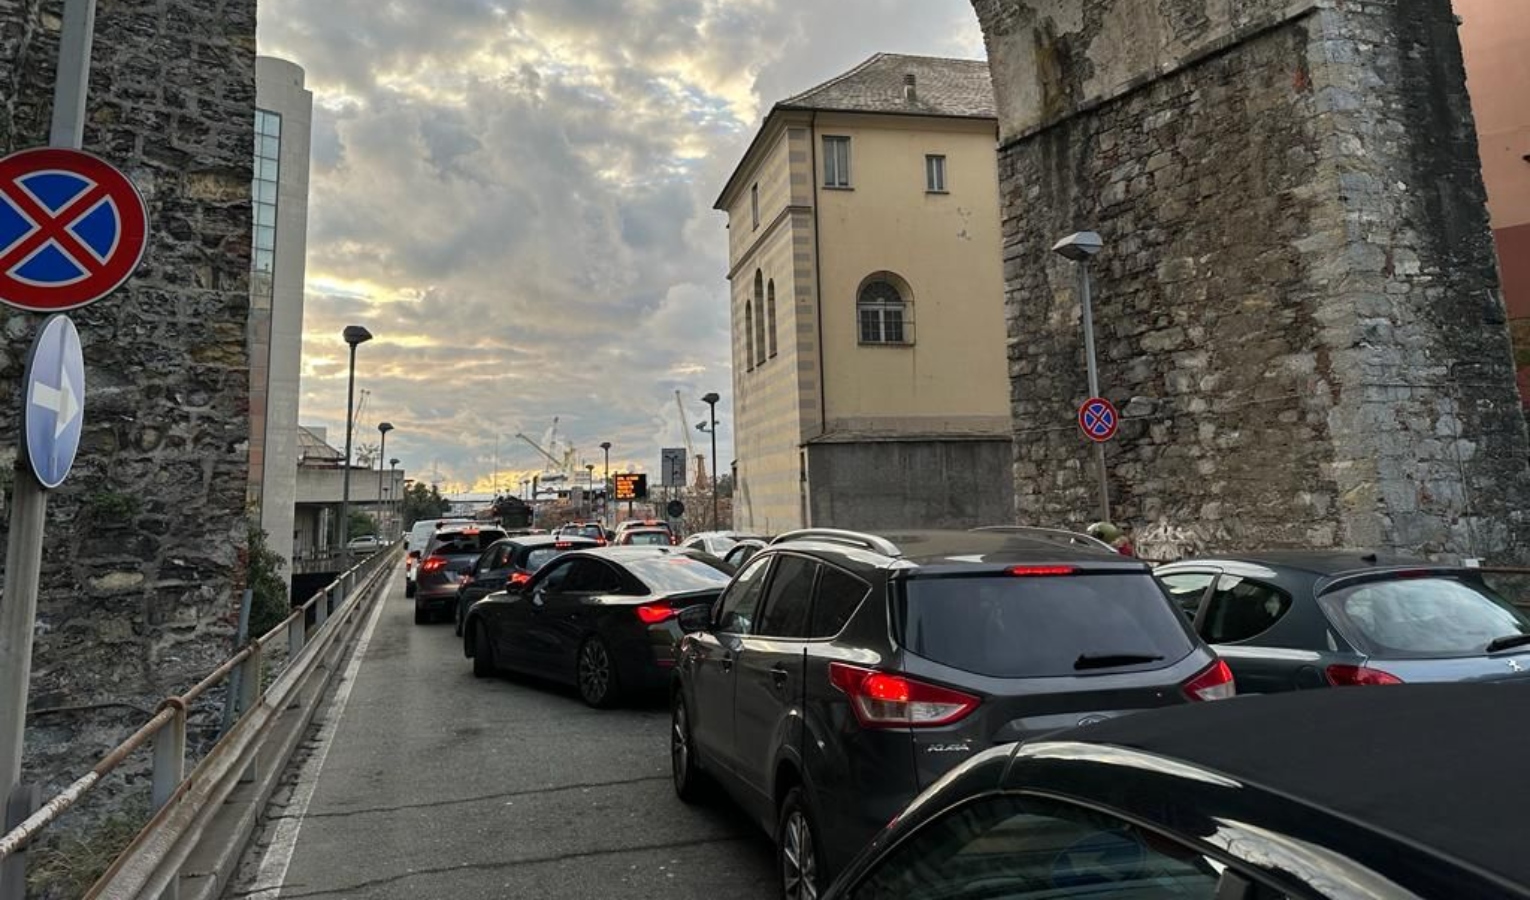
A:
[[670, 529, 1231, 898]]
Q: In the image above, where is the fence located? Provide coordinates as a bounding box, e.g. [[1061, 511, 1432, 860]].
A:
[[0, 541, 401, 899]]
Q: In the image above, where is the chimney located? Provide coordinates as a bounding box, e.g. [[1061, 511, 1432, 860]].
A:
[[903, 72, 917, 104]]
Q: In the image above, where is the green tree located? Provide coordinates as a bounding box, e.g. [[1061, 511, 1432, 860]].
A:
[[348, 510, 377, 538], [246, 521, 290, 638], [402, 481, 451, 528]]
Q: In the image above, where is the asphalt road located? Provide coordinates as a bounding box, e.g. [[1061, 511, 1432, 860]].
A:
[[228, 572, 776, 899]]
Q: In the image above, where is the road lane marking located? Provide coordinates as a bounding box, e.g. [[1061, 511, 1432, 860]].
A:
[[241, 573, 395, 900]]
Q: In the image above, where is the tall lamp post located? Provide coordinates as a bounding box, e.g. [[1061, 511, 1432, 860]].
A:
[[599, 441, 612, 529], [377, 421, 394, 539], [585, 463, 595, 517], [701, 393, 720, 530], [338, 325, 373, 566], [1051, 231, 1110, 523], [390, 457, 401, 539]]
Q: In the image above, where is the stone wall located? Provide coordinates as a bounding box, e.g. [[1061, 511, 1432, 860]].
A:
[[0, 0, 255, 798], [807, 439, 1014, 531], [972, 0, 1530, 559]]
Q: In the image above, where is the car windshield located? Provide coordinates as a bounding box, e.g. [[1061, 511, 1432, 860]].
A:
[[1320, 577, 1530, 658], [900, 574, 1195, 678], [623, 555, 734, 594]]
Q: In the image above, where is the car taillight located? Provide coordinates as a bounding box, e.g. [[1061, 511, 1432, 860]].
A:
[[1007, 565, 1077, 576], [828, 662, 980, 728], [420, 556, 447, 573], [1325, 664, 1403, 686], [508, 571, 532, 586], [669, 535, 678, 545], [635, 603, 675, 624], [1183, 659, 1236, 701]]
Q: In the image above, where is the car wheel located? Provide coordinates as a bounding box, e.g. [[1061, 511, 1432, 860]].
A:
[[472, 627, 496, 678], [777, 787, 822, 900], [405, 580, 416, 598], [576, 636, 621, 709], [671, 693, 710, 803], [454, 597, 464, 637], [413, 603, 427, 625]]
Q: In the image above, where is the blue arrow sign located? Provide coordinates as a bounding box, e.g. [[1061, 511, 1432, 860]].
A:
[[22, 314, 85, 489]]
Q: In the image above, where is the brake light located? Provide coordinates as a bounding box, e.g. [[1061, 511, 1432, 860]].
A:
[[420, 556, 447, 573], [555, 542, 572, 549], [405, 556, 414, 571], [1007, 565, 1078, 576], [1183, 659, 1236, 701], [828, 662, 980, 728], [508, 571, 532, 586], [635, 603, 675, 624], [1325, 664, 1404, 686], [670, 535, 679, 545]]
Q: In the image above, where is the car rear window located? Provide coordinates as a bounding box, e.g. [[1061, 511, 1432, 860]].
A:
[[525, 547, 566, 570], [625, 530, 671, 546], [900, 574, 1196, 678], [430, 530, 508, 556], [1319, 577, 1530, 659], [564, 525, 605, 539], [623, 556, 734, 594]]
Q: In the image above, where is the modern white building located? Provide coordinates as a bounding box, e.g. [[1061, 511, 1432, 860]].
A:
[[248, 56, 314, 578]]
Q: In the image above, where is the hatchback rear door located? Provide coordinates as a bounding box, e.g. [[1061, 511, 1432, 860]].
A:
[[895, 568, 1222, 790]]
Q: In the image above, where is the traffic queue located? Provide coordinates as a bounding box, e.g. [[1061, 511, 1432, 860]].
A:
[[402, 517, 1530, 900]]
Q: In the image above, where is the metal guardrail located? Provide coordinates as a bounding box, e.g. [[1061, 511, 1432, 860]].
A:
[[0, 540, 401, 898]]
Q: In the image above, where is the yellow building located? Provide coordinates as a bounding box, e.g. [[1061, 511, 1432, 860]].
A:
[[715, 54, 1013, 533]]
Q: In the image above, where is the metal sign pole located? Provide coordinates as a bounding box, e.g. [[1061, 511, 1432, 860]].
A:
[[2, 1, 96, 889], [1078, 262, 1111, 523]]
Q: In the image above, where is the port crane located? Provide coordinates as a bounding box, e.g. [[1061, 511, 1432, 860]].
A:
[[674, 391, 707, 489]]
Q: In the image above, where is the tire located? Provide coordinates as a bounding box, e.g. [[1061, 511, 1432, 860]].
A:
[[472, 626, 496, 678], [454, 596, 465, 637], [777, 787, 823, 900], [413, 603, 427, 625], [405, 579, 416, 598], [576, 636, 621, 709], [671, 693, 710, 803]]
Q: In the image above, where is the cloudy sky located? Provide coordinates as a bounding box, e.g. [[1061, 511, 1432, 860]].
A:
[[257, 0, 984, 495]]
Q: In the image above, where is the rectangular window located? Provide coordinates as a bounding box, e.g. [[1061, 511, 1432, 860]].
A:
[[859, 306, 907, 344], [751, 183, 759, 229], [926, 154, 947, 192], [823, 136, 851, 188]]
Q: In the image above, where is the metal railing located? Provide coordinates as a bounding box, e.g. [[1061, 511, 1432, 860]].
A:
[[0, 541, 401, 898]]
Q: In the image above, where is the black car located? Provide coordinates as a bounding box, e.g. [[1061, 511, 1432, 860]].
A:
[[463, 547, 734, 707], [414, 525, 509, 624], [556, 521, 610, 545], [1156, 551, 1530, 691], [453, 535, 599, 635], [825, 683, 1530, 899], [671, 529, 1231, 898]]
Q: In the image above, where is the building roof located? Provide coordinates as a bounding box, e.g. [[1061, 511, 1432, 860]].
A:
[[714, 53, 995, 211], [1051, 683, 1530, 891], [778, 53, 995, 119], [296, 426, 343, 464]]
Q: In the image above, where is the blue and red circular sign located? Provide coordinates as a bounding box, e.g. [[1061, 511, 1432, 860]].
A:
[[0, 147, 148, 313], [1079, 397, 1118, 443]]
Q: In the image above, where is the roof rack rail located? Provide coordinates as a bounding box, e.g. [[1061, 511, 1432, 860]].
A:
[[971, 525, 1115, 553], [770, 529, 902, 557]]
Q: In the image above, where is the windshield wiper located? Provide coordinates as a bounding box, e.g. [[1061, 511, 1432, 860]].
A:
[[1074, 653, 1164, 671], [1486, 634, 1530, 653]]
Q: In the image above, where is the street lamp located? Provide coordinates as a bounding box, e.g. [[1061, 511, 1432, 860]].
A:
[[377, 422, 394, 538], [339, 325, 373, 567], [390, 457, 401, 539], [701, 393, 720, 530], [599, 441, 612, 529], [585, 463, 595, 517], [1051, 231, 1110, 523]]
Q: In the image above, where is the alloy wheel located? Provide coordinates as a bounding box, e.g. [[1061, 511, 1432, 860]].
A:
[[579, 640, 611, 704], [782, 810, 818, 900], [672, 702, 689, 785]]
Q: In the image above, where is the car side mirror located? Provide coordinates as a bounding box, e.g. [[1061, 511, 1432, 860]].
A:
[[678, 605, 712, 633]]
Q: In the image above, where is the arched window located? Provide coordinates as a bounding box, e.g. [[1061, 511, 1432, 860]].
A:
[[767, 279, 778, 358], [857, 274, 910, 344], [745, 299, 756, 370], [753, 270, 767, 366]]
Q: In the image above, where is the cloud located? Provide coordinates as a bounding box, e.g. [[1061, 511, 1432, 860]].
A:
[[259, 0, 983, 493]]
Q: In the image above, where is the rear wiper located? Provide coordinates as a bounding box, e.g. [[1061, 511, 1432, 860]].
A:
[[1074, 653, 1164, 671], [1486, 634, 1530, 653]]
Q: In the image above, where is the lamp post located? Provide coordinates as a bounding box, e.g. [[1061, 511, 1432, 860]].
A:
[[599, 441, 612, 529], [390, 457, 400, 539], [1051, 231, 1110, 523], [701, 393, 720, 530], [377, 421, 394, 539], [339, 325, 373, 567], [585, 463, 595, 517]]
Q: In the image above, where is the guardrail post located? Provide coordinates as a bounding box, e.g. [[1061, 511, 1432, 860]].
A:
[[288, 612, 305, 660], [2, 783, 40, 899], [151, 700, 186, 900], [238, 645, 262, 784], [315, 587, 329, 628]]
